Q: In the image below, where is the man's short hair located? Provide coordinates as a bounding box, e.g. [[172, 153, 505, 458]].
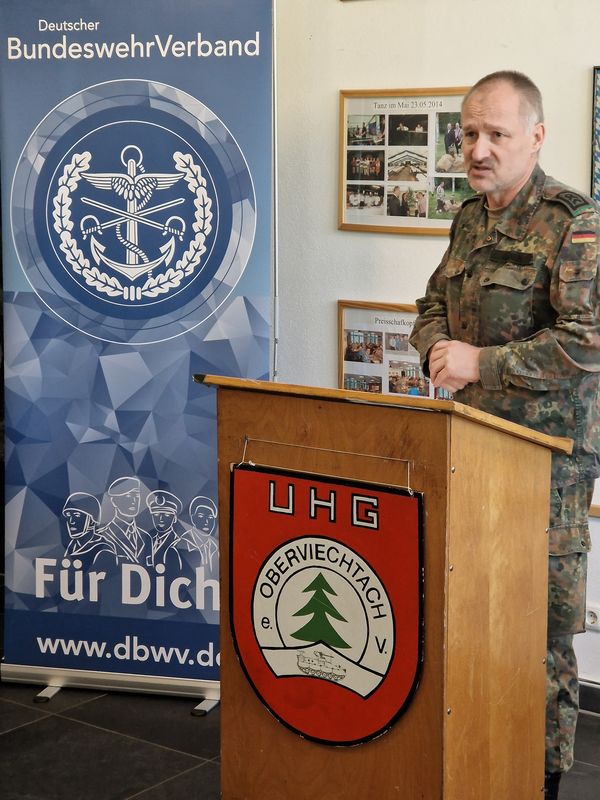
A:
[[463, 70, 544, 129]]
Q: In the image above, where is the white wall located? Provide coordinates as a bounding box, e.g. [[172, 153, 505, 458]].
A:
[[275, 0, 600, 387], [580, 519, 600, 684], [275, 0, 600, 683]]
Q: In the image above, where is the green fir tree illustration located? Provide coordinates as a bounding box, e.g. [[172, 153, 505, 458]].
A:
[[291, 572, 350, 649]]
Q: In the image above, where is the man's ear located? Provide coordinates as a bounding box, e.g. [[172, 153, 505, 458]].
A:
[[532, 121, 545, 153]]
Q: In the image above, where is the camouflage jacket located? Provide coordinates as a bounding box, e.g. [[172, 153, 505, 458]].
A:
[[409, 164, 600, 486]]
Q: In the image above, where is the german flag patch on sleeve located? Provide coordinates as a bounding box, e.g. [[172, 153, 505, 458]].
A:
[[571, 230, 597, 244]]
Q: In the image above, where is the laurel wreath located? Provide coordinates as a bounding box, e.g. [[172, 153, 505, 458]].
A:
[[52, 150, 213, 301], [142, 151, 213, 297]]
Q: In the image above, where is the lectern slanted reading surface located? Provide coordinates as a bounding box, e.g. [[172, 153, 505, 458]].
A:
[[200, 376, 570, 800]]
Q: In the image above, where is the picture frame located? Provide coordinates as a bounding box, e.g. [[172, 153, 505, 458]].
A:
[[339, 86, 472, 236], [592, 67, 600, 203], [591, 480, 599, 518], [338, 299, 451, 400]]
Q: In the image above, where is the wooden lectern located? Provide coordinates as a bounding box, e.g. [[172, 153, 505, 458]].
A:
[[199, 376, 572, 800]]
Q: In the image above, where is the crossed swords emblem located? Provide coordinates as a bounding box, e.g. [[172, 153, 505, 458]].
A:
[[79, 145, 186, 282]]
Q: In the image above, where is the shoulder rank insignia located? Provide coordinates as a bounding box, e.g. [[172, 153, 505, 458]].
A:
[[552, 190, 595, 217]]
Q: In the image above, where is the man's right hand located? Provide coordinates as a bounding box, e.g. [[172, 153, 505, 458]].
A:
[[428, 339, 481, 393]]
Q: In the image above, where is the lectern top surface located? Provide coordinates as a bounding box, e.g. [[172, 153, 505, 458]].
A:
[[194, 374, 572, 456]]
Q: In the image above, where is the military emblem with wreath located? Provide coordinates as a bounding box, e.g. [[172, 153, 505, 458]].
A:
[[52, 145, 213, 302]]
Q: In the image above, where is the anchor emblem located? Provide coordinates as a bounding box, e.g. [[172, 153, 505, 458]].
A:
[[79, 145, 186, 282], [52, 146, 213, 303]]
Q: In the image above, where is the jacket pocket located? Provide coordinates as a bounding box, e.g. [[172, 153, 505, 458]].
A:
[[443, 257, 466, 278], [479, 264, 538, 343]]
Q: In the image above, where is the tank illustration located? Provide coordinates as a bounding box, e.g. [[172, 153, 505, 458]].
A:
[[297, 650, 346, 682]]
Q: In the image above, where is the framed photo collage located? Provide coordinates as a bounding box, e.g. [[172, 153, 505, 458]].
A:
[[339, 87, 473, 235]]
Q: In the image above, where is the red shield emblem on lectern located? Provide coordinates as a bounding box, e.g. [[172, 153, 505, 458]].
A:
[[230, 464, 424, 745]]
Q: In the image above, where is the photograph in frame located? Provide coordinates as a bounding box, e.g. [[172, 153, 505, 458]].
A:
[[339, 87, 474, 236], [338, 300, 452, 399]]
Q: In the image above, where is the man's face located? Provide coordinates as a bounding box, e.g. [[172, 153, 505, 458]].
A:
[[112, 489, 140, 517], [151, 510, 175, 533], [461, 80, 544, 208], [64, 510, 90, 538], [192, 507, 216, 534]]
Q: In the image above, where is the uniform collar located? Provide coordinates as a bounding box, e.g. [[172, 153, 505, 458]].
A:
[[487, 163, 546, 241]]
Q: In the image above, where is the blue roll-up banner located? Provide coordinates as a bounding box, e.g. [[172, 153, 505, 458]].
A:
[[0, 0, 272, 698]]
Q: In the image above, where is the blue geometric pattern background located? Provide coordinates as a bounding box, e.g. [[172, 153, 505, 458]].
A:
[[4, 289, 270, 629], [0, 0, 273, 684]]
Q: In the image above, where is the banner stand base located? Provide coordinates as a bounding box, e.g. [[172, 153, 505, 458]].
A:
[[1, 663, 220, 703], [191, 698, 220, 716], [33, 685, 62, 703]]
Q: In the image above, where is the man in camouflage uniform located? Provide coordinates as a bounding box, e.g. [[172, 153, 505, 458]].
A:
[[409, 71, 600, 799]]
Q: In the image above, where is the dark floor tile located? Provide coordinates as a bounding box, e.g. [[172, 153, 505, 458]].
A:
[[0, 698, 49, 734], [580, 683, 600, 714], [64, 691, 220, 759], [127, 761, 219, 800], [0, 714, 199, 800], [0, 572, 4, 661], [560, 762, 600, 800], [574, 712, 600, 767], [0, 680, 107, 713]]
